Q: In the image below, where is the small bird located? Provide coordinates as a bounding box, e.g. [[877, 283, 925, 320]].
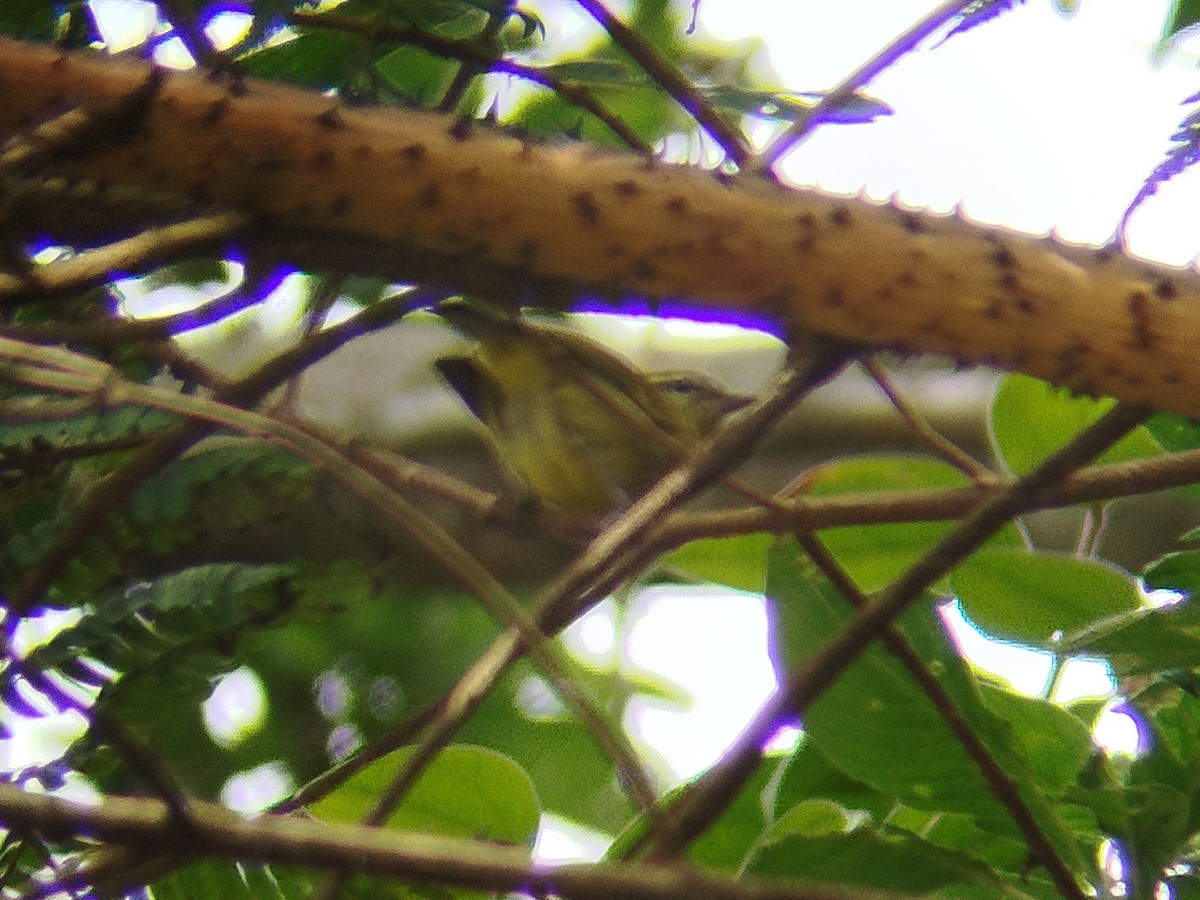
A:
[[433, 298, 752, 518]]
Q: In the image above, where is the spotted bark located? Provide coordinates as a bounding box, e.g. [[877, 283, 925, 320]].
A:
[[0, 37, 1194, 416]]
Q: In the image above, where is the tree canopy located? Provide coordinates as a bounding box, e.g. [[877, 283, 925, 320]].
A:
[[3, 2, 1200, 899]]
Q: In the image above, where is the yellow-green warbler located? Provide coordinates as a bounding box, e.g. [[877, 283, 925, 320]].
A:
[[433, 298, 751, 518]]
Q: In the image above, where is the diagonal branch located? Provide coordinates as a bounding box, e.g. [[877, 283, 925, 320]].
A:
[[571, 0, 753, 166], [756, 0, 974, 169], [636, 402, 1149, 875], [787, 530, 1082, 900]]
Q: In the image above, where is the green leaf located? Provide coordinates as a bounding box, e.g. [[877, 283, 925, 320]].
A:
[[662, 534, 771, 592], [606, 754, 784, 871], [1145, 411, 1200, 453], [311, 744, 540, 847], [951, 549, 1141, 647], [19, 562, 292, 688], [1160, 0, 1200, 52], [773, 739, 897, 825], [990, 374, 1161, 475], [767, 541, 1089, 871], [1078, 689, 1200, 892], [457, 653, 648, 833], [978, 684, 1095, 793], [239, 30, 372, 91], [801, 455, 1021, 592], [767, 798, 868, 837], [746, 826, 1031, 897], [1144, 550, 1200, 595], [1069, 601, 1200, 677], [0, 0, 78, 41]]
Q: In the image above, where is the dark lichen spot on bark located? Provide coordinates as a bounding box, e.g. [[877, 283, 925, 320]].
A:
[[758, 290, 792, 319], [824, 287, 845, 308], [1052, 339, 1090, 380], [896, 211, 926, 234], [876, 285, 896, 302], [252, 156, 288, 173], [202, 97, 229, 125], [401, 143, 427, 164], [516, 239, 537, 265], [418, 183, 440, 209], [1162, 371, 1182, 384], [629, 259, 658, 281], [990, 245, 1017, 269], [353, 144, 372, 161], [1153, 277, 1178, 300], [602, 243, 625, 258], [666, 196, 689, 214], [705, 232, 729, 256], [829, 205, 853, 228], [315, 107, 344, 131], [795, 212, 818, 230], [449, 117, 472, 142], [328, 193, 352, 217], [920, 317, 950, 340], [572, 191, 601, 228], [1124, 374, 1145, 388], [984, 298, 1004, 320], [613, 180, 641, 198], [897, 271, 917, 288], [1064, 337, 1091, 358], [1127, 289, 1155, 349], [998, 272, 1020, 292], [1013, 295, 1036, 314], [311, 148, 334, 170], [793, 235, 815, 254]]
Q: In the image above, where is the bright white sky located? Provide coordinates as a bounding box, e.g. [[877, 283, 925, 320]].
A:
[[700, 0, 1200, 264]]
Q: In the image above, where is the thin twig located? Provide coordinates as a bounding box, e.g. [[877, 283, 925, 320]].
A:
[[653, 439, 1200, 545], [784, 530, 1080, 900], [155, 0, 227, 72], [1, 275, 258, 344], [286, 343, 848, 825], [436, 2, 508, 114], [289, 10, 652, 154], [5, 290, 429, 613], [0, 69, 164, 176], [860, 355, 995, 483], [756, 0, 972, 171], [571, 0, 753, 166], [0, 339, 660, 885], [0, 783, 925, 900], [636, 403, 1148, 895], [0, 211, 251, 304]]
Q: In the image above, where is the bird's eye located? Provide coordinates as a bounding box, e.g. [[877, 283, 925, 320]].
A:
[[659, 377, 691, 394]]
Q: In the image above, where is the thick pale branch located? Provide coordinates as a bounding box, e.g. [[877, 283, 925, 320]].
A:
[[1, 39, 1197, 415]]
